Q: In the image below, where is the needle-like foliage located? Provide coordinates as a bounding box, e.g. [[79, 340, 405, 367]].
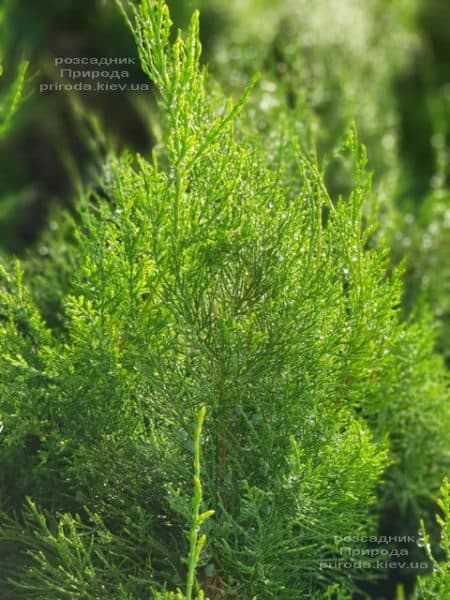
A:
[[0, 1, 448, 598], [414, 479, 450, 598]]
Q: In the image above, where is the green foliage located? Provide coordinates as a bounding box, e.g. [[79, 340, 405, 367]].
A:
[[187, 0, 419, 190], [0, 407, 212, 600], [414, 478, 450, 598], [0, 1, 448, 599], [185, 407, 214, 600], [394, 141, 450, 360], [0, 60, 28, 138]]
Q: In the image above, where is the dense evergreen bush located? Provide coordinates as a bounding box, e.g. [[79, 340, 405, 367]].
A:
[[0, 1, 448, 598]]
